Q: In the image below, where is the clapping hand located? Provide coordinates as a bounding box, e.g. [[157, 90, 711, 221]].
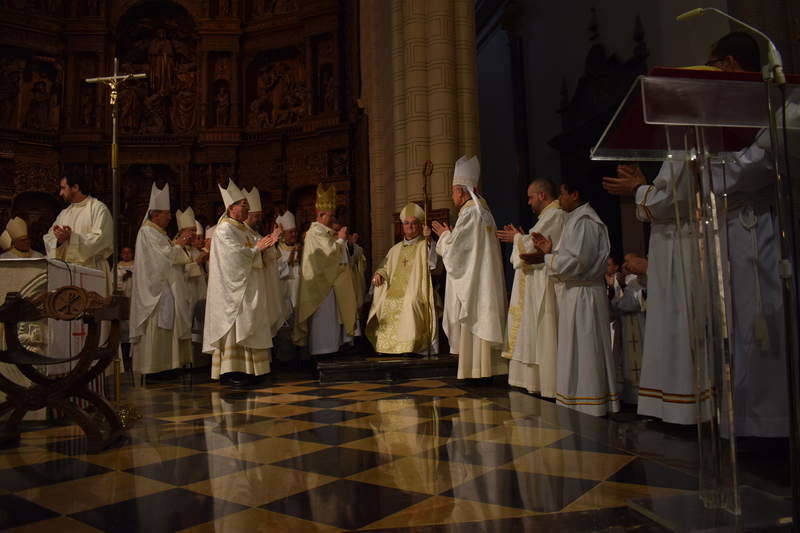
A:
[[531, 232, 552, 254], [602, 164, 646, 196], [430, 220, 450, 237], [53, 225, 71, 244], [496, 224, 523, 243], [372, 273, 384, 287]]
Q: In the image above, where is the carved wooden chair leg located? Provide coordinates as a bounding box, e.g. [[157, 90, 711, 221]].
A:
[[75, 387, 124, 438], [0, 406, 28, 445], [56, 399, 105, 453]]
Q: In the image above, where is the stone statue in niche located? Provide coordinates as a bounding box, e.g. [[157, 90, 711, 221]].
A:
[[218, 0, 231, 16], [148, 28, 175, 98], [329, 150, 348, 177], [118, 76, 145, 134], [77, 57, 97, 128], [214, 56, 231, 81], [0, 58, 25, 127], [320, 64, 337, 112], [215, 85, 230, 126], [171, 66, 196, 133], [23, 81, 51, 130]]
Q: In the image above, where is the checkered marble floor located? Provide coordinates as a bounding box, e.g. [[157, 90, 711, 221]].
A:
[[0, 375, 698, 532]]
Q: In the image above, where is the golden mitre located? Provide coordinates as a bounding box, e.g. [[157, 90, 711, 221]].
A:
[[315, 183, 337, 212]]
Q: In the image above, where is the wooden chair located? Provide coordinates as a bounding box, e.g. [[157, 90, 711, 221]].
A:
[[0, 286, 127, 452]]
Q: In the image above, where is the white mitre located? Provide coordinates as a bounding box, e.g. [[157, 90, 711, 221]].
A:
[[0, 230, 10, 251], [195, 220, 204, 237], [6, 216, 28, 240], [218, 179, 245, 210], [176, 207, 196, 231], [276, 210, 296, 230], [243, 186, 262, 213], [452, 155, 480, 189], [147, 183, 170, 211]]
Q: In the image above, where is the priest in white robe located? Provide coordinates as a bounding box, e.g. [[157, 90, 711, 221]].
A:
[[130, 184, 194, 378], [243, 186, 288, 340], [203, 180, 278, 386], [274, 210, 303, 362], [431, 155, 507, 380], [44, 175, 113, 280], [367, 202, 439, 356], [0, 217, 44, 259], [530, 178, 619, 416], [496, 178, 565, 397], [292, 184, 358, 355]]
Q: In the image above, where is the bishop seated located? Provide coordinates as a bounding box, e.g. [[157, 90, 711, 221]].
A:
[[367, 202, 439, 356]]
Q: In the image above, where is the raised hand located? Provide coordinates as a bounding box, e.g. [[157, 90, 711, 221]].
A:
[[337, 226, 348, 241], [602, 164, 646, 196], [431, 220, 450, 237], [531, 232, 552, 254]]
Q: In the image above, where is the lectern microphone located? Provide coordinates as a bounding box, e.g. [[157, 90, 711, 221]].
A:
[[676, 6, 785, 84]]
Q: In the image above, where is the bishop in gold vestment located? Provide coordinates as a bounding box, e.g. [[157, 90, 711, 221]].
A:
[[367, 203, 438, 355], [292, 184, 357, 355]]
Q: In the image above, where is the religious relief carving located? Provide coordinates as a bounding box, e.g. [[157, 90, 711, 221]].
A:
[[15, 161, 57, 192], [313, 36, 337, 114], [251, 0, 298, 19], [0, 159, 16, 194], [212, 163, 233, 186], [116, 2, 198, 135], [76, 54, 98, 129], [246, 47, 308, 130], [0, 56, 26, 128], [328, 149, 348, 177], [209, 53, 232, 127], [0, 0, 63, 15], [21, 57, 62, 132]]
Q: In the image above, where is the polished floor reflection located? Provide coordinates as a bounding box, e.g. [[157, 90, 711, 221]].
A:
[[0, 374, 753, 532]]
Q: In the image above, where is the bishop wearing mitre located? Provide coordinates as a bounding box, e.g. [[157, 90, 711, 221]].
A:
[[292, 184, 357, 355], [431, 156, 508, 379], [242, 186, 287, 340], [203, 180, 277, 386], [367, 202, 438, 355], [130, 184, 194, 378], [0, 217, 44, 259]]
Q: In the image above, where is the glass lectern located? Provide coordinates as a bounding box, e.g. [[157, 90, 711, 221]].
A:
[[593, 67, 800, 531]]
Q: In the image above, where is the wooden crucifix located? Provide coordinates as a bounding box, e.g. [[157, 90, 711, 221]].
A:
[[85, 58, 147, 290]]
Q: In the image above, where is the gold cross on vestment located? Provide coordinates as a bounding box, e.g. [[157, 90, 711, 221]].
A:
[[401, 258, 409, 267]]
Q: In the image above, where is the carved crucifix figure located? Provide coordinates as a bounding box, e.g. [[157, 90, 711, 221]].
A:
[[85, 58, 147, 289]]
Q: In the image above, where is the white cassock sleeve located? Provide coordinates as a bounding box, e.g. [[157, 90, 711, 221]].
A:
[[545, 217, 603, 281]]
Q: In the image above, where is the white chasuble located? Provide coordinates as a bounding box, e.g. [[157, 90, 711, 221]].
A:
[[292, 222, 357, 355], [504, 200, 565, 397], [204, 218, 273, 378], [545, 202, 618, 416], [43, 196, 113, 284], [367, 236, 438, 355], [436, 198, 507, 379], [130, 221, 192, 374], [635, 160, 709, 425]]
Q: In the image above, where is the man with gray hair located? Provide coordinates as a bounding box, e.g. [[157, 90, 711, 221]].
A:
[[497, 178, 565, 397], [432, 155, 507, 380]]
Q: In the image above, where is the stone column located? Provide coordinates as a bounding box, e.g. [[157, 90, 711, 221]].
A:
[[361, 0, 480, 261]]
